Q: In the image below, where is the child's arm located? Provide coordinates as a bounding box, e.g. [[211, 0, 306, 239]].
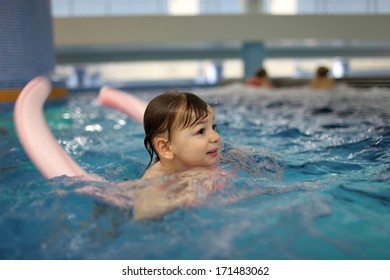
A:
[[132, 179, 197, 220], [75, 182, 134, 209]]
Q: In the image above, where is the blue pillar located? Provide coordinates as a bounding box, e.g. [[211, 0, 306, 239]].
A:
[[242, 42, 265, 79], [0, 0, 55, 89], [214, 60, 223, 84]]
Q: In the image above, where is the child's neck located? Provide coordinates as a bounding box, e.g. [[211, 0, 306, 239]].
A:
[[158, 159, 185, 173]]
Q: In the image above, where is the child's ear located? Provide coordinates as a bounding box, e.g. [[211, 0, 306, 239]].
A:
[[154, 137, 174, 160]]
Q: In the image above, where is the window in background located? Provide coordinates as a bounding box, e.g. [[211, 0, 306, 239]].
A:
[[55, 60, 228, 88], [51, 0, 390, 87]]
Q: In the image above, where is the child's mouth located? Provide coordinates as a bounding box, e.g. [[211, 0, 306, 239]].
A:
[[207, 148, 219, 157]]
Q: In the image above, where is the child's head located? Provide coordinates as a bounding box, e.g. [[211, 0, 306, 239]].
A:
[[143, 90, 219, 169]]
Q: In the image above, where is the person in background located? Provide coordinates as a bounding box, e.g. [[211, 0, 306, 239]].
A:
[[310, 66, 335, 90], [245, 67, 274, 89]]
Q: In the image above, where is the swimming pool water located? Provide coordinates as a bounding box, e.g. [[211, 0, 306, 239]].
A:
[[0, 84, 389, 259]]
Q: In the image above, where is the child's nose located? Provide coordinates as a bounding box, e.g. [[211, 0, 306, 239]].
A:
[[210, 130, 220, 143]]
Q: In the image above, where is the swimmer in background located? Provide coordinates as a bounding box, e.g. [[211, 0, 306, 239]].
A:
[[245, 68, 274, 89], [310, 66, 335, 90], [78, 90, 224, 220]]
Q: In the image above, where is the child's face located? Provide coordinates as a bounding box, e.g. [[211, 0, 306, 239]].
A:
[[169, 109, 220, 170]]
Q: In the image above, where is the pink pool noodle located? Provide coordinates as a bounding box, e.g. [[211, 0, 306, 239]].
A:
[[14, 77, 148, 179], [14, 77, 88, 178], [98, 86, 147, 124]]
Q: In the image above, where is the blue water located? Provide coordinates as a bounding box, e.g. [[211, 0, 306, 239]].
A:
[[0, 84, 389, 259]]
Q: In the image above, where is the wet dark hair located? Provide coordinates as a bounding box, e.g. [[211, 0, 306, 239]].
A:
[[143, 90, 210, 169], [316, 66, 329, 77], [255, 68, 268, 78]]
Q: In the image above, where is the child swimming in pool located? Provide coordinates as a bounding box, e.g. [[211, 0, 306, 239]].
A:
[[78, 90, 224, 220], [16, 77, 282, 220]]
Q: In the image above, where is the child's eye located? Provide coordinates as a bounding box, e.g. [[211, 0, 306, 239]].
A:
[[198, 128, 206, 135], [212, 124, 217, 131]]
